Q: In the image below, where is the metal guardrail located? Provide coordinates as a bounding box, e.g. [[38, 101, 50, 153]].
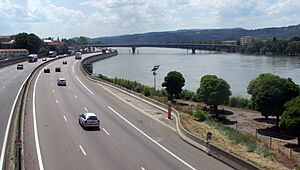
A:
[[80, 52, 261, 170]]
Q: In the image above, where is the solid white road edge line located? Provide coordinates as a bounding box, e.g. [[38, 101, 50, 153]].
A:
[[33, 69, 45, 170], [108, 106, 196, 170], [102, 128, 110, 135], [79, 145, 87, 156], [72, 65, 75, 74], [0, 75, 30, 170], [75, 76, 94, 95]]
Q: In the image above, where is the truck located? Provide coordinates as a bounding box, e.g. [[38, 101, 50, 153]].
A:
[[75, 52, 82, 60], [48, 51, 57, 58], [28, 54, 38, 62]]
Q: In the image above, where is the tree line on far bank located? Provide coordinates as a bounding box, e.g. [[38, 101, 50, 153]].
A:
[[95, 71, 300, 145], [240, 37, 300, 56]]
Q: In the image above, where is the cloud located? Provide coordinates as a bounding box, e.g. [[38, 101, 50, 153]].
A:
[[0, 0, 299, 37]]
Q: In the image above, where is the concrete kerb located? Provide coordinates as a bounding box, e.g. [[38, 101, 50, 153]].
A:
[[80, 52, 261, 170]]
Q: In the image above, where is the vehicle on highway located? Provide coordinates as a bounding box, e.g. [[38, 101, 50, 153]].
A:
[[42, 57, 47, 61], [55, 67, 61, 72], [28, 54, 38, 62], [48, 51, 57, 58], [79, 113, 100, 128], [63, 61, 67, 64], [57, 78, 66, 86], [44, 68, 50, 73], [17, 64, 23, 70], [75, 52, 82, 60]]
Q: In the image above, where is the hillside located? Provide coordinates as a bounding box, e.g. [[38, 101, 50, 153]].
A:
[[90, 24, 300, 44]]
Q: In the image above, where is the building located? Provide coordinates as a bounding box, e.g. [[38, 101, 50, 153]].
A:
[[240, 36, 254, 45], [0, 49, 29, 60], [0, 35, 15, 49], [0, 35, 15, 43]]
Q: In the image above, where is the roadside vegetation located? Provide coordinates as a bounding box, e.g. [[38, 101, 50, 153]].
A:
[[94, 71, 300, 169]]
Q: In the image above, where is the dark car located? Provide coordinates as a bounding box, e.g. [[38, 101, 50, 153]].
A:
[[63, 61, 67, 65], [55, 67, 61, 72], [17, 64, 23, 70], [44, 68, 50, 73], [57, 78, 66, 86]]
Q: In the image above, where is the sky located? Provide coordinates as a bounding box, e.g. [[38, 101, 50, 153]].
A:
[[0, 0, 300, 38]]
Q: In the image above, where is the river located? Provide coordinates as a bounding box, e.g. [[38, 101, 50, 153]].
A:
[[93, 47, 300, 97]]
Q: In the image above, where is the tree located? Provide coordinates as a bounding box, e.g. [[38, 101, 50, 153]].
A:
[[196, 75, 231, 117], [279, 96, 300, 145], [77, 36, 89, 45], [13, 33, 42, 54], [247, 73, 300, 126], [162, 71, 185, 101]]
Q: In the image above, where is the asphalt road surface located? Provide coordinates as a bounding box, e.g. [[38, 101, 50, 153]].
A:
[[25, 54, 233, 170], [0, 59, 50, 169]]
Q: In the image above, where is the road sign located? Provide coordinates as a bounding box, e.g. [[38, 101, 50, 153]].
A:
[[15, 139, 22, 149]]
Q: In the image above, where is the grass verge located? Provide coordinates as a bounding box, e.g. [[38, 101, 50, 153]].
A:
[[181, 112, 288, 170]]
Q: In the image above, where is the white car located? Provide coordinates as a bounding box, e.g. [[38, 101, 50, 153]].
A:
[[79, 113, 100, 128], [57, 78, 66, 86]]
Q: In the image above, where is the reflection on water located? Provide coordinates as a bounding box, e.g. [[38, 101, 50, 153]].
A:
[[93, 47, 300, 97]]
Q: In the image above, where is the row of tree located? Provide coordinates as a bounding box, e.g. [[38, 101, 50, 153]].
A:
[[12, 33, 70, 55], [161, 71, 300, 145], [240, 37, 300, 56]]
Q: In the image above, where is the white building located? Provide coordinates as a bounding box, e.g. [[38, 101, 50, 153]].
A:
[[240, 36, 254, 45]]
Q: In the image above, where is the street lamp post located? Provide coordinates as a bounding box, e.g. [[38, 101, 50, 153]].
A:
[[151, 65, 159, 90]]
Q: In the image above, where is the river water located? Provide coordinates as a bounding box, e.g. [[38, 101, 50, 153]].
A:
[[93, 47, 300, 97]]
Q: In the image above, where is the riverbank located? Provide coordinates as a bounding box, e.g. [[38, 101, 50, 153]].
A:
[[92, 47, 300, 97]]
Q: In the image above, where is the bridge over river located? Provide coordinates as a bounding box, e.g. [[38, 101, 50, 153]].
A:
[[90, 43, 238, 54]]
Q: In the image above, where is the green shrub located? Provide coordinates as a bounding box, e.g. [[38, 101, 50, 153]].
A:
[[192, 110, 209, 122], [228, 96, 250, 108], [180, 90, 196, 100], [143, 87, 151, 96], [96, 74, 111, 82]]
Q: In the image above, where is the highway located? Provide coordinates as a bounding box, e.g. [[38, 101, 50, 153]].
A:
[[0, 59, 48, 169], [25, 53, 233, 170]]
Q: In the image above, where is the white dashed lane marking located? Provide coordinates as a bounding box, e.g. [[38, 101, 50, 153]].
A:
[[63, 116, 67, 122], [79, 145, 87, 156], [102, 128, 110, 136]]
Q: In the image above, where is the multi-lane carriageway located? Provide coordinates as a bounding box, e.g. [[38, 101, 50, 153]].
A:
[[0, 59, 47, 169], [4, 54, 234, 170]]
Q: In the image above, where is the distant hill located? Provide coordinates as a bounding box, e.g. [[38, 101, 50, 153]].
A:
[[90, 24, 300, 44]]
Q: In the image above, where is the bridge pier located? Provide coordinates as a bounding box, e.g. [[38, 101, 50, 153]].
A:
[[191, 49, 196, 55], [132, 47, 136, 54]]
